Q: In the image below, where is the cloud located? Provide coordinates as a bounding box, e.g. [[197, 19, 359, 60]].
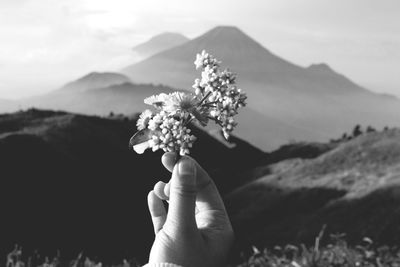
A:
[[0, 0, 399, 98]]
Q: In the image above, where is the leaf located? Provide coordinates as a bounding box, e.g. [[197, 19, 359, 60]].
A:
[[223, 130, 230, 140], [129, 129, 153, 153], [191, 109, 208, 126]]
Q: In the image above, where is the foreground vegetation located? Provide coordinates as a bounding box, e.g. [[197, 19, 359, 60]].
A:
[[235, 232, 400, 267], [6, 233, 400, 267]]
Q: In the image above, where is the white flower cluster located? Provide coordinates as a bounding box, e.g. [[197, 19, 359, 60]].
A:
[[135, 94, 199, 156], [131, 50, 246, 155], [192, 50, 247, 139], [145, 110, 196, 155]]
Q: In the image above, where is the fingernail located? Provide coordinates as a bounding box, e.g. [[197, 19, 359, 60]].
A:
[[178, 158, 194, 175]]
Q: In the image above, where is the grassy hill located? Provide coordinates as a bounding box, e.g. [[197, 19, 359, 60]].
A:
[[226, 129, 400, 254]]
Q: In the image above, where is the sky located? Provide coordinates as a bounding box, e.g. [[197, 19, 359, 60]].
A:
[[0, 0, 399, 99]]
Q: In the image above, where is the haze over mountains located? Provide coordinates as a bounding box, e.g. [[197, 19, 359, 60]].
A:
[[3, 25, 399, 151], [0, 99, 17, 113], [123, 26, 400, 150], [25, 74, 176, 116]]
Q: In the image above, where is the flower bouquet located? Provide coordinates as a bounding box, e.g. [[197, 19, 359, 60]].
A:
[[129, 50, 247, 156]]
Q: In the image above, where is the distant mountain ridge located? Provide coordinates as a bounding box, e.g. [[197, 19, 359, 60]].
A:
[[132, 32, 189, 59], [21, 71, 317, 150], [122, 25, 400, 150], [123, 26, 363, 93], [25, 79, 177, 116], [61, 72, 131, 92]]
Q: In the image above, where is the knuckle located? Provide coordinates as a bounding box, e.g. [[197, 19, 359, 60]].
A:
[[171, 184, 197, 198]]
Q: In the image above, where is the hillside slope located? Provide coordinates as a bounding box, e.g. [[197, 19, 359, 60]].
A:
[[60, 72, 131, 92], [226, 129, 400, 250]]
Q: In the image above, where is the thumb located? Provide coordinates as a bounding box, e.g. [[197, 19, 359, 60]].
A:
[[164, 157, 197, 233]]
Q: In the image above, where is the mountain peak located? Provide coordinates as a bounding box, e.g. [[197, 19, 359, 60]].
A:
[[208, 25, 243, 34], [174, 25, 276, 67], [132, 32, 189, 58], [123, 25, 279, 82], [201, 25, 255, 42], [77, 72, 130, 81], [307, 63, 334, 73], [146, 32, 188, 43]]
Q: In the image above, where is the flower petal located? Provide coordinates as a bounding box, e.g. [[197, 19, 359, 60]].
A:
[[144, 93, 169, 108], [133, 142, 150, 154]]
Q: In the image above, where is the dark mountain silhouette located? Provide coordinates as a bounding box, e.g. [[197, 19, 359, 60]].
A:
[[226, 129, 400, 255], [122, 26, 400, 150], [132, 32, 189, 59], [2, 108, 400, 265], [0, 108, 264, 263], [61, 72, 131, 92]]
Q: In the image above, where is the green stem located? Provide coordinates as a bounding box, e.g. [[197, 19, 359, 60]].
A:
[[204, 104, 217, 108], [198, 91, 212, 106], [186, 115, 195, 126], [207, 116, 223, 127], [204, 101, 219, 107]]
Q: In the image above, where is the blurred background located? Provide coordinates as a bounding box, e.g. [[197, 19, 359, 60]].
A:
[[1, 0, 400, 266]]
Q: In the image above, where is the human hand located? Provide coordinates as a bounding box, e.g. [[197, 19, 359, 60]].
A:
[[146, 152, 234, 267]]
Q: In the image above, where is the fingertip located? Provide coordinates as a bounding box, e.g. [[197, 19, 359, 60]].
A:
[[147, 190, 156, 208], [147, 190, 167, 234], [148, 190, 165, 216], [147, 190, 155, 200], [147, 190, 158, 204], [154, 181, 168, 200], [164, 182, 170, 198], [161, 152, 178, 172], [177, 156, 196, 179]]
